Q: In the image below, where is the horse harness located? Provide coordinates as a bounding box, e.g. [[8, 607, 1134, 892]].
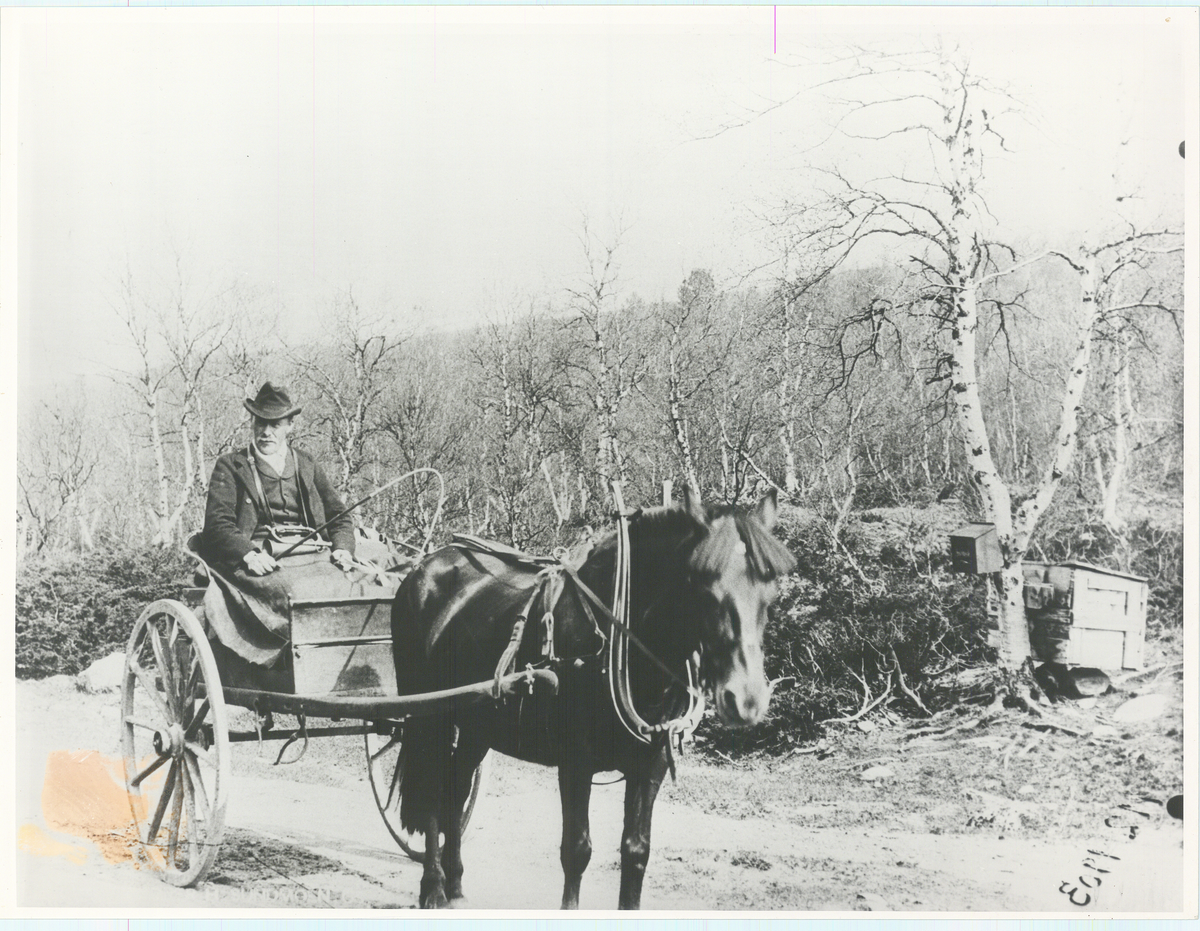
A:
[[449, 523, 705, 757]]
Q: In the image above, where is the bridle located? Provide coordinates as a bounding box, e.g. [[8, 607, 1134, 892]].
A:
[[605, 483, 705, 749]]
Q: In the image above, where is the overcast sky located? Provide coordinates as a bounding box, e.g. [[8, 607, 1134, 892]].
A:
[[7, 6, 1194, 403]]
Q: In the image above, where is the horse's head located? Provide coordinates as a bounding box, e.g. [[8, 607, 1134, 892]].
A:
[[679, 487, 796, 727]]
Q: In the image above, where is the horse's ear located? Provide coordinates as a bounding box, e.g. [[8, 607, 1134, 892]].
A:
[[753, 488, 779, 530], [681, 484, 708, 528]]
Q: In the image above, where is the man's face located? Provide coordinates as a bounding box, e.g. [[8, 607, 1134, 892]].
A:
[[253, 415, 295, 455]]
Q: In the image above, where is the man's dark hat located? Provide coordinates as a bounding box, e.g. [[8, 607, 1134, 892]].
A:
[[244, 382, 301, 421]]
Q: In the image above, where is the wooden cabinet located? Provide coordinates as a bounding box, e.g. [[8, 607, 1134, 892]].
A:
[[1024, 562, 1147, 670]]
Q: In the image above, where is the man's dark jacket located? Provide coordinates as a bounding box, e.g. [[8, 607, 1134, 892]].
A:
[[201, 447, 355, 568]]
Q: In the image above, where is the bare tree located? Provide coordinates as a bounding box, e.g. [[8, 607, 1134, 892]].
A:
[[654, 269, 729, 494], [17, 391, 100, 556], [290, 289, 409, 493], [565, 220, 647, 502], [468, 302, 571, 547], [109, 256, 236, 546], [1074, 235, 1183, 535], [776, 44, 1181, 686]]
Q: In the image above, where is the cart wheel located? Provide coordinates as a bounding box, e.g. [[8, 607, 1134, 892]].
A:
[[121, 599, 230, 886], [364, 722, 485, 861]]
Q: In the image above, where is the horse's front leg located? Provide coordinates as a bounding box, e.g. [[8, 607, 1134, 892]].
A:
[[618, 744, 669, 909], [558, 759, 594, 909]]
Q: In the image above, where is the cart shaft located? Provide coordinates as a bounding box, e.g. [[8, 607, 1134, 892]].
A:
[[223, 667, 559, 720]]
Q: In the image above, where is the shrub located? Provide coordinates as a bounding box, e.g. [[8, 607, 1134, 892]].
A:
[[695, 507, 991, 757], [1036, 508, 1184, 633], [15, 546, 194, 679]]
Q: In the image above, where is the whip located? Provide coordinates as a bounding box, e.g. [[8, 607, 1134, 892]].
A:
[[274, 467, 445, 559]]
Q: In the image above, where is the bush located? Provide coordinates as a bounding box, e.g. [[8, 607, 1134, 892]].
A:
[[1036, 509, 1184, 634], [696, 507, 991, 757], [15, 546, 194, 679], [694, 499, 1184, 759]]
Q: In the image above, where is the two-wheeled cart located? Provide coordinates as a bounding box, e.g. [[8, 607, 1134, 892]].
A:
[[120, 588, 557, 886]]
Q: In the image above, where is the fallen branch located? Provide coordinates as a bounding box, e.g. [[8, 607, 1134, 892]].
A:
[[833, 756, 896, 772], [891, 647, 931, 716], [907, 707, 1010, 740], [1021, 718, 1087, 738], [826, 671, 894, 724], [775, 743, 825, 764], [1110, 661, 1183, 688]]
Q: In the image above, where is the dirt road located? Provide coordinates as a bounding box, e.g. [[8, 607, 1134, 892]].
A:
[[14, 676, 1187, 912]]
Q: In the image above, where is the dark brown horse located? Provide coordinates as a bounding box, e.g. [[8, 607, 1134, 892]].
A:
[[390, 489, 795, 909]]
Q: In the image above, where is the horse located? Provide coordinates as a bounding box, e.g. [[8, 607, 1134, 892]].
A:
[[389, 488, 796, 909]]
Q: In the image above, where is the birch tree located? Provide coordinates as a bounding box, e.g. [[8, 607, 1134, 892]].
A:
[[16, 392, 100, 555], [654, 269, 729, 495], [290, 289, 408, 493], [565, 221, 647, 503], [469, 305, 570, 546], [1075, 236, 1183, 535], [110, 258, 236, 546], [778, 45, 1181, 687]]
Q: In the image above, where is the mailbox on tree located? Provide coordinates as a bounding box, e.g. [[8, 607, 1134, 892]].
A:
[[949, 522, 1003, 575]]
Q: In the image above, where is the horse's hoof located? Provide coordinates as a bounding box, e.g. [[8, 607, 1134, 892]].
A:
[[420, 888, 449, 909], [447, 896, 471, 909]]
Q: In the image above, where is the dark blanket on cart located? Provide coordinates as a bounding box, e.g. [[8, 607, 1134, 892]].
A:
[[189, 528, 411, 667]]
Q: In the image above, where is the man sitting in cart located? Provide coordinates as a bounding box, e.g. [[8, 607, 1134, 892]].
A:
[[201, 381, 355, 576], [195, 382, 399, 669]]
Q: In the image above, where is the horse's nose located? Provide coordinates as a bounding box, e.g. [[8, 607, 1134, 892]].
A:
[[721, 686, 765, 726]]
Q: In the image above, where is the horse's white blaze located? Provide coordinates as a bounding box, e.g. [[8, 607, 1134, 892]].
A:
[[713, 580, 772, 726]]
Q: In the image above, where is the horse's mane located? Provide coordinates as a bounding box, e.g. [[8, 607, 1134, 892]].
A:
[[589, 501, 796, 582], [691, 504, 797, 582]]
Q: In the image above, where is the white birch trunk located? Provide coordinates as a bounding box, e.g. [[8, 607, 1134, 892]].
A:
[[1012, 251, 1100, 553], [1100, 329, 1131, 532], [146, 383, 173, 547], [941, 58, 1029, 671], [667, 371, 701, 493]]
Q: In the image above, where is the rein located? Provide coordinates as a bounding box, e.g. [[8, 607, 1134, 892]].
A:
[[606, 483, 705, 750]]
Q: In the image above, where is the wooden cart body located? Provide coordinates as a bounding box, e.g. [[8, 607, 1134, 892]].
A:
[[182, 586, 398, 699]]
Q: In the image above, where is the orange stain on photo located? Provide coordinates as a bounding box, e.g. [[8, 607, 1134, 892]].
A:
[[17, 824, 88, 865], [27, 749, 145, 866]]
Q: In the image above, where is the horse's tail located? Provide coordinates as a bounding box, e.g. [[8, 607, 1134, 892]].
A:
[[398, 713, 484, 836], [397, 716, 448, 834]]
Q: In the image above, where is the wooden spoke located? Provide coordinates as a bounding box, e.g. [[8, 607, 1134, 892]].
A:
[[185, 740, 218, 768], [167, 765, 185, 868], [130, 753, 170, 789], [129, 659, 172, 724], [184, 698, 210, 739], [125, 715, 160, 732], [146, 760, 178, 843], [181, 758, 202, 866], [184, 652, 202, 705], [160, 618, 184, 707], [183, 750, 212, 826], [147, 622, 178, 719]]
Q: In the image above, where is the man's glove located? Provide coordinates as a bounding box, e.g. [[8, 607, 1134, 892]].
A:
[[331, 549, 355, 572]]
